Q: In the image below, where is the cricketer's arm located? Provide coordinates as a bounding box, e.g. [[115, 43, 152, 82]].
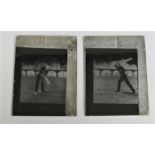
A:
[[40, 74, 50, 84]]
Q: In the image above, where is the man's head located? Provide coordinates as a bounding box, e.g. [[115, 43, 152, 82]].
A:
[[114, 62, 121, 68], [40, 63, 49, 70]]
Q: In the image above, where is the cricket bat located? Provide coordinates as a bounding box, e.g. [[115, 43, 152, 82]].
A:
[[117, 57, 133, 65], [44, 77, 50, 84]]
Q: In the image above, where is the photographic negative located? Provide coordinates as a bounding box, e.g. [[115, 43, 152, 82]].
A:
[[13, 35, 77, 116], [85, 36, 149, 115]]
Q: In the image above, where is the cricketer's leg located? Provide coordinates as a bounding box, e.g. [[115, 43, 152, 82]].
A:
[[124, 77, 135, 94], [34, 75, 40, 93], [115, 77, 123, 92], [41, 78, 45, 92]]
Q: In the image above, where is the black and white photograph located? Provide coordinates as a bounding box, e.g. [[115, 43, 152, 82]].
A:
[[20, 55, 67, 104], [93, 51, 138, 104], [13, 47, 68, 116], [86, 48, 139, 115], [85, 35, 149, 116], [12, 35, 77, 116]]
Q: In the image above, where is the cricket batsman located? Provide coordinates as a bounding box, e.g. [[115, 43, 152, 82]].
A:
[[114, 58, 136, 94], [34, 64, 50, 94]]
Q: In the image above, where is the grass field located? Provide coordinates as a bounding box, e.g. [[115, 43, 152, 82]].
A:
[[94, 76, 138, 104], [20, 76, 66, 104]]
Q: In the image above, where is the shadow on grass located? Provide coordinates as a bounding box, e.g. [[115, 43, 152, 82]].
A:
[[122, 91, 137, 96]]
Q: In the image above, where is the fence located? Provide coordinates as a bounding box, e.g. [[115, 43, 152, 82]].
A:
[[22, 69, 67, 77], [94, 68, 138, 77]]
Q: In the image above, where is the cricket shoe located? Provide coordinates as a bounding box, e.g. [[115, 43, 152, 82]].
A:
[[34, 91, 38, 95]]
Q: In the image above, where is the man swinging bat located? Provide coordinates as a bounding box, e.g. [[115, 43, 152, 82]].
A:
[[34, 64, 50, 94], [114, 59, 136, 94]]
